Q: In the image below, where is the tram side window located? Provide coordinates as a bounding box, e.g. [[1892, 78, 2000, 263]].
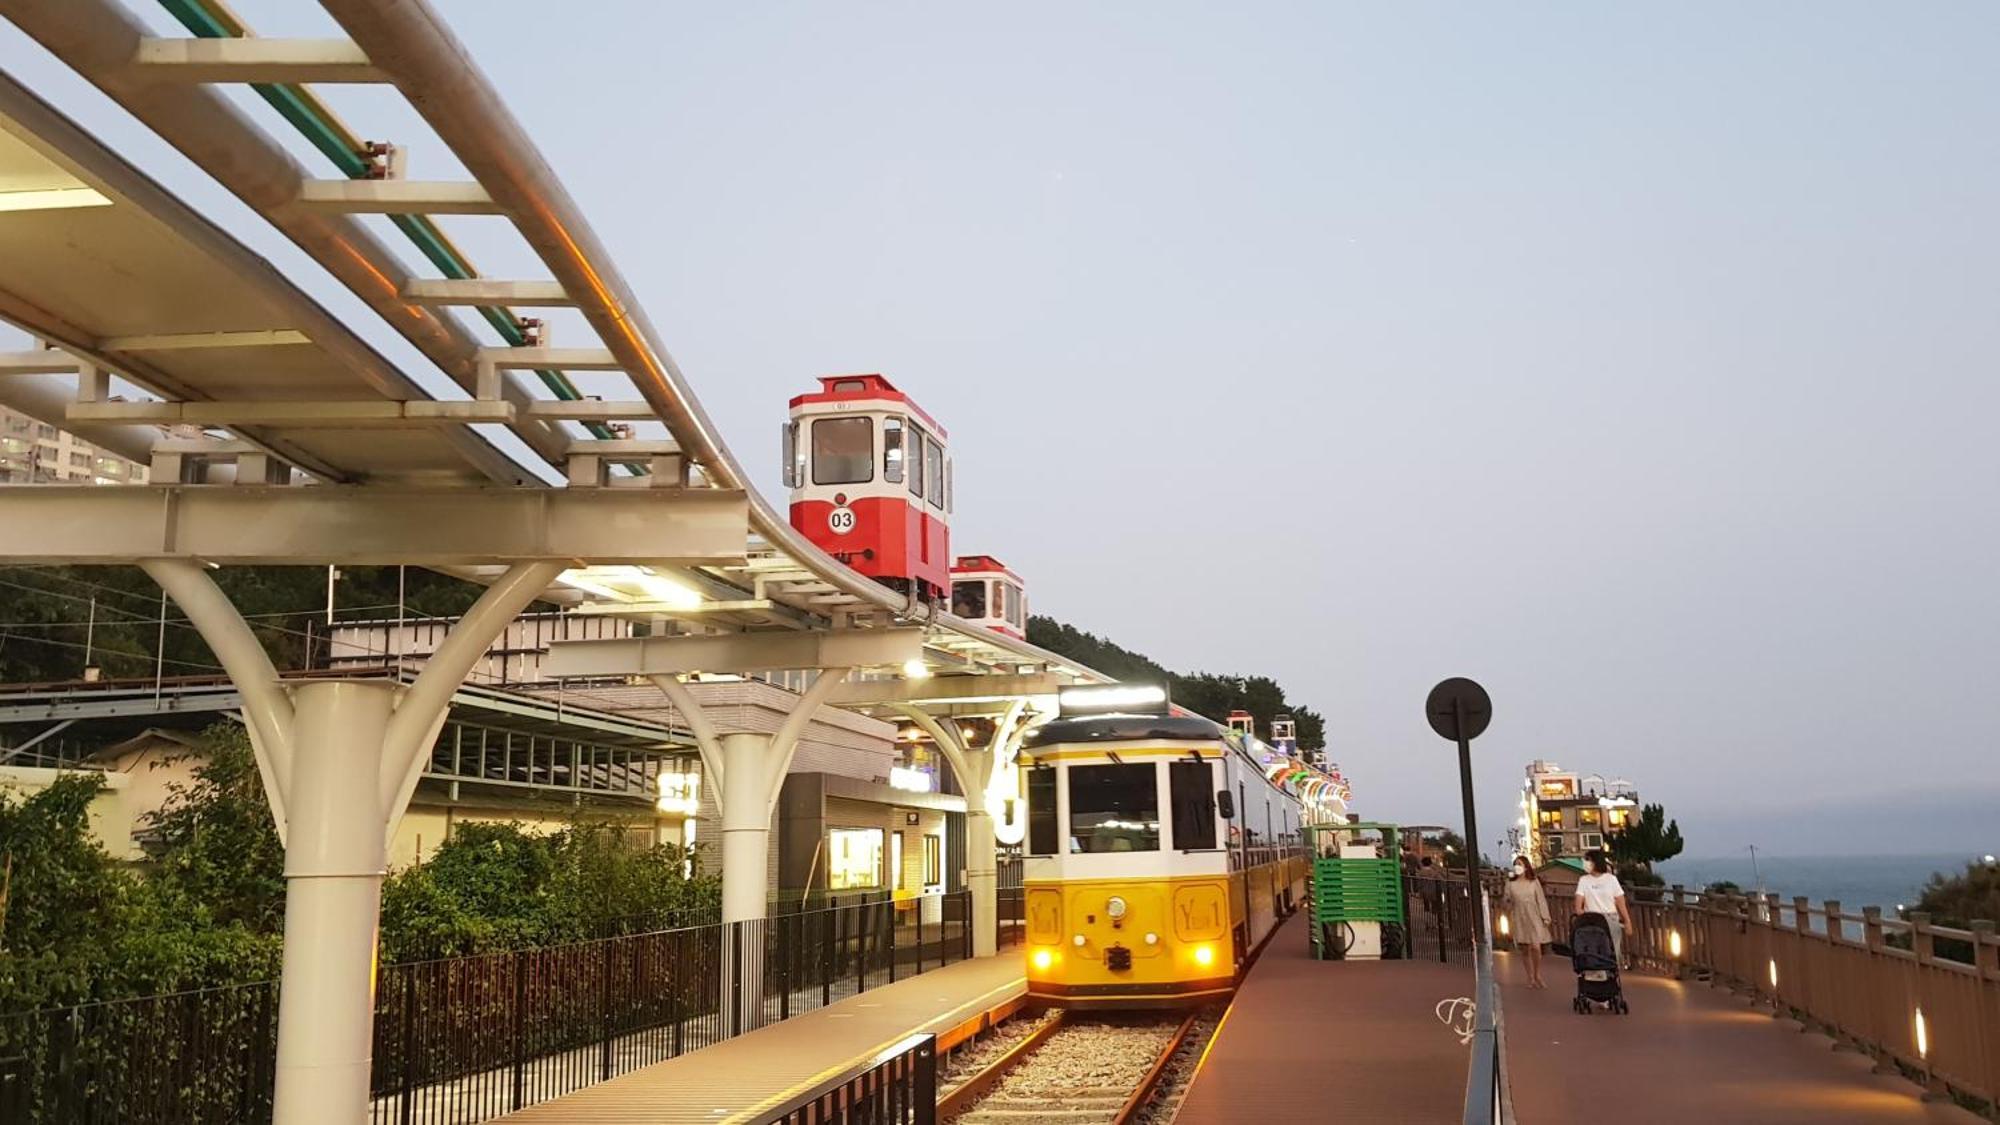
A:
[[1169, 761, 1217, 850], [990, 581, 1005, 623], [1005, 584, 1024, 627], [908, 425, 928, 497], [952, 580, 987, 619], [1068, 764, 1159, 853], [1027, 768, 1058, 856], [883, 416, 905, 484], [924, 437, 945, 509], [811, 417, 873, 485]]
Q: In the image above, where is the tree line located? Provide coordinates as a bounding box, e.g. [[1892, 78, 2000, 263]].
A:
[[1026, 615, 1328, 751]]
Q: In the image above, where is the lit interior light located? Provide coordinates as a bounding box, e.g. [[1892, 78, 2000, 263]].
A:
[[0, 186, 112, 213], [1031, 948, 1054, 971], [1192, 944, 1215, 968], [1915, 1008, 1929, 1059], [1669, 930, 1683, 959], [902, 659, 931, 680], [560, 565, 704, 609]]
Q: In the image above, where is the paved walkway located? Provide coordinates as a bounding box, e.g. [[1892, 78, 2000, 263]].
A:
[[1176, 917, 1472, 1124], [496, 951, 1024, 1124], [1498, 952, 1984, 1123]]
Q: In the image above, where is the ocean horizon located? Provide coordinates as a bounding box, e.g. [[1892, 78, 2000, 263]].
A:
[[1653, 851, 1989, 916]]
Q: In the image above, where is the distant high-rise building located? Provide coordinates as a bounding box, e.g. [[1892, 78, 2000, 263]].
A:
[[0, 404, 150, 485]]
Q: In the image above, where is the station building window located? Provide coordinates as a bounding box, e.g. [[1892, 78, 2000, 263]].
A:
[[1068, 764, 1159, 853], [923, 834, 942, 887], [811, 417, 873, 485], [1026, 767, 1058, 856], [828, 827, 884, 890]]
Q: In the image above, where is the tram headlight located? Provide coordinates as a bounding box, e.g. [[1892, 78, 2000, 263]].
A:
[[1031, 948, 1054, 972], [1145, 932, 1159, 946], [1106, 896, 1127, 921], [1192, 944, 1215, 968]]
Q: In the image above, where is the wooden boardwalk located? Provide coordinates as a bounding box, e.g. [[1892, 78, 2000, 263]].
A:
[[1499, 951, 1985, 1123], [1176, 917, 1474, 1124], [495, 952, 1024, 1124]]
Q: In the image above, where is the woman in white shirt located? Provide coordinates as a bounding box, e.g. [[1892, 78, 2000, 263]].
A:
[[1573, 849, 1633, 966]]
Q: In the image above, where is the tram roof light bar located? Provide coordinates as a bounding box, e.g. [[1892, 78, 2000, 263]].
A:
[[1057, 683, 1169, 717]]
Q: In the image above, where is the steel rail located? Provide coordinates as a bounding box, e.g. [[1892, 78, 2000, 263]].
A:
[[0, 0, 574, 471], [1112, 1011, 1201, 1125], [316, 0, 1108, 673], [935, 1011, 1066, 1119]]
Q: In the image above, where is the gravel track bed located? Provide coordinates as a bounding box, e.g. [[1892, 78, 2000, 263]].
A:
[[1128, 1008, 1223, 1124], [944, 1016, 1181, 1125], [939, 1009, 1062, 1090]]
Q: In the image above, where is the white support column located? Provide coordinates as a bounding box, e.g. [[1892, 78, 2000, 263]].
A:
[[898, 707, 1002, 957], [145, 559, 561, 1125], [273, 679, 394, 1122]]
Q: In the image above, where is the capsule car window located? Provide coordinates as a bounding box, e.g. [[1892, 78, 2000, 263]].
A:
[[811, 416, 873, 485]]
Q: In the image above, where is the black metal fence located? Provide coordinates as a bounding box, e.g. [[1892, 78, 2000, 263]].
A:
[[1408, 873, 1478, 964], [1, 891, 974, 1125], [760, 1032, 936, 1125]]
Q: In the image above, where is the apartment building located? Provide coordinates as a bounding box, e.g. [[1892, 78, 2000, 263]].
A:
[[0, 403, 150, 484], [1519, 758, 1638, 864]]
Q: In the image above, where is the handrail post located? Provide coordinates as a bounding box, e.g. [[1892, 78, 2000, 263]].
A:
[[1862, 907, 1893, 1074], [1907, 912, 1946, 1101], [1792, 895, 1813, 1029], [1823, 900, 1853, 1051], [1968, 920, 1998, 1117]]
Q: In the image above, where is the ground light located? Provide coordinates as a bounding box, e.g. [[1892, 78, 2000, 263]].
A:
[[1768, 959, 1779, 989], [1497, 913, 1510, 938], [1915, 1008, 1929, 1060], [1669, 930, 1683, 959]]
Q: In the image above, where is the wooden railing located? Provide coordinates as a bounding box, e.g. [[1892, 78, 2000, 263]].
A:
[[1527, 887, 1998, 1117]]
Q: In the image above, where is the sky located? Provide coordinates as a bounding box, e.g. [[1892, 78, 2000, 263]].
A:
[[5, 3, 1998, 856]]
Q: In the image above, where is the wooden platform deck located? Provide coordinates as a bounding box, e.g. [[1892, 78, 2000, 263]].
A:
[[1175, 917, 1474, 1124], [494, 952, 1024, 1124], [1498, 951, 1985, 1123]]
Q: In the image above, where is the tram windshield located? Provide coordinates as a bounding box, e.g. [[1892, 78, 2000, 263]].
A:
[[1068, 764, 1160, 853]]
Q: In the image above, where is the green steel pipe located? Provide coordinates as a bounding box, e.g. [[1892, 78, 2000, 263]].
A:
[[158, 0, 602, 417]]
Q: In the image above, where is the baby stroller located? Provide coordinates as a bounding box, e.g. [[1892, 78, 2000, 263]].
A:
[[1569, 912, 1629, 1015]]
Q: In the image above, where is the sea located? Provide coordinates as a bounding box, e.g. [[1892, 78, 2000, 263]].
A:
[[1654, 852, 1989, 916]]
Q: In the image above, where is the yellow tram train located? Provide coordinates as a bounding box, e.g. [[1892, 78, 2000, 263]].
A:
[[1017, 686, 1338, 1008]]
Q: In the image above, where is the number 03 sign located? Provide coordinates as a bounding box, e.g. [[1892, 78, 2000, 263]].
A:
[[827, 506, 856, 534]]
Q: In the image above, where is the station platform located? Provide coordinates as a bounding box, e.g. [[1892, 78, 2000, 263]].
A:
[[1175, 916, 1473, 1124], [496, 950, 1025, 1124]]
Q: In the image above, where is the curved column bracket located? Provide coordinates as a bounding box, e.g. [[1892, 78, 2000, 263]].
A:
[[380, 561, 565, 834], [762, 667, 851, 818], [140, 559, 296, 840], [895, 705, 990, 798], [649, 673, 726, 798]]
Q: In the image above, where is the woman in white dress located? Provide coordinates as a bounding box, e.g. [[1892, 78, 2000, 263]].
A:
[[1503, 856, 1554, 987]]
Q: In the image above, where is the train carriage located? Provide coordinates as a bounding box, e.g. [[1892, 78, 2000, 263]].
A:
[[1018, 687, 1323, 1008]]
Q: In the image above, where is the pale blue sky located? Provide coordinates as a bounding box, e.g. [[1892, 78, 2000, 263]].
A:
[[6, 3, 1997, 854]]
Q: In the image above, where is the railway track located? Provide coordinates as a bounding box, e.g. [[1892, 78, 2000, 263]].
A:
[[937, 1008, 1212, 1125]]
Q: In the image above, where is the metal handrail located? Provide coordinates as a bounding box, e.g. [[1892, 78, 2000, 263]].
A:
[[1462, 894, 1507, 1124], [753, 1031, 937, 1124]]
